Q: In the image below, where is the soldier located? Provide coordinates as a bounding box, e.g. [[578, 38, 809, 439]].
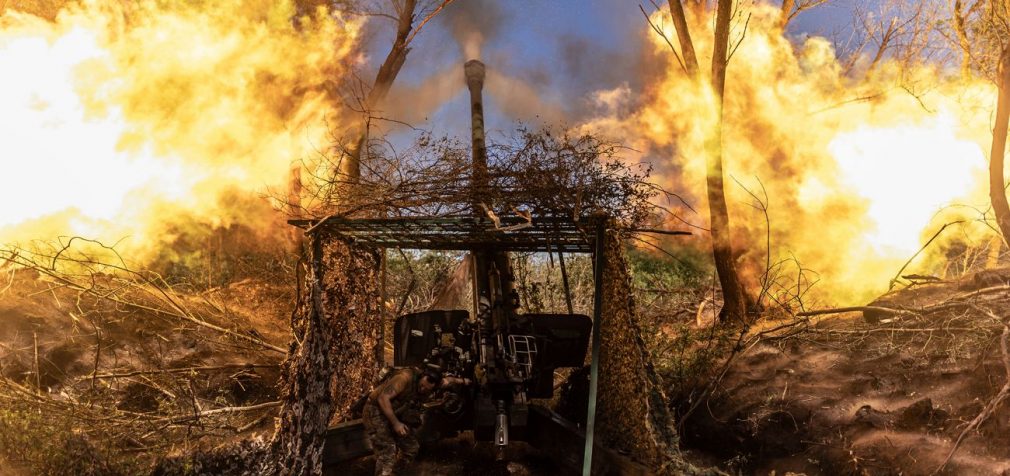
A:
[[362, 366, 469, 475]]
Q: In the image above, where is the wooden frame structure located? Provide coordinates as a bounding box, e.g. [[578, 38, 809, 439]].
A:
[[291, 214, 610, 475]]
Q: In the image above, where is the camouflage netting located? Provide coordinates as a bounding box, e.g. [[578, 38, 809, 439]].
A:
[[272, 233, 382, 475], [597, 231, 716, 475], [158, 232, 383, 475], [152, 439, 274, 476]]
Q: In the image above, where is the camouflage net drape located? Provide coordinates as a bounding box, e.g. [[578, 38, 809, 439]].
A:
[[597, 231, 712, 475], [272, 233, 381, 475]]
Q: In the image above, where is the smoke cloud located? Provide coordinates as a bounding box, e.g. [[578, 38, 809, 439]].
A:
[[441, 0, 507, 60]]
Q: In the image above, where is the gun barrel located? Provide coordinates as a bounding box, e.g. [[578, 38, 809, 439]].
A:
[[465, 60, 494, 329], [465, 59, 488, 210]]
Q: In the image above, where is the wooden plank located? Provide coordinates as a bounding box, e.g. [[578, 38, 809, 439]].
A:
[[322, 419, 372, 466]]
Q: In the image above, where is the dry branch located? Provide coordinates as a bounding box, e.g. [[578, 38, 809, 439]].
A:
[[952, 284, 1010, 300], [158, 401, 281, 425], [888, 221, 964, 291], [84, 364, 278, 380], [0, 246, 285, 354], [306, 128, 689, 232], [796, 306, 908, 317], [805, 327, 978, 334]]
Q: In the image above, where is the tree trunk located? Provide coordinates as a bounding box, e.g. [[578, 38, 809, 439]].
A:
[[343, 0, 417, 179], [990, 46, 1010, 247], [707, 0, 749, 321], [597, 232, 699, 474], [667, 0, 700, 74], [665, 0, 749, 321], [272, 233, 382, 475], [952, 0, 973, 81], [779, 0, 796, 29]]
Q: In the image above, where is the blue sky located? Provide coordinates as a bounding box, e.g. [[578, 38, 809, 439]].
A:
[[362, 1, 862, 142]]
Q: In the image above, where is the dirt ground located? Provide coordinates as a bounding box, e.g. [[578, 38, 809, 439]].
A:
[[0, 267, 570, 475], [681, 275, 1010, 475], [0, 267, 287, 473], [6, 262, 1010, 475], [0, 269, 288, 394], [330, 436, 569, 476]]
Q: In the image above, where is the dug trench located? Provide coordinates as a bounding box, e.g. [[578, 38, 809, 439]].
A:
[[678, 273, 1010, 475]]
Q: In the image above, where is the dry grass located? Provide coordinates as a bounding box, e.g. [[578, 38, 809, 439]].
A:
[[0, 240, 291, 473]]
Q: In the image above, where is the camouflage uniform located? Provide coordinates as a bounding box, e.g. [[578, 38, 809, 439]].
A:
[[362, 368, 424, 476]]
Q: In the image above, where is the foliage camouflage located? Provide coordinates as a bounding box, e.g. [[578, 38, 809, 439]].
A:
[[597, 231, 717, 475], [309, 127, 682, 230]]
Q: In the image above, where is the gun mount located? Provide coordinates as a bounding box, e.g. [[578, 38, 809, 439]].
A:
[[288, 214, 615, 473], [288, 60, 642, 475]]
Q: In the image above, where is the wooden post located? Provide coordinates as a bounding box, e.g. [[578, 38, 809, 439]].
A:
[[559, 251, 574, 315]]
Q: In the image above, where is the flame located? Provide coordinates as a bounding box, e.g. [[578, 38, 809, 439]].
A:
[[3, 1, 1003, 305], [585, 6, 998, 304], [829, 114, 986, 255], [0, 1, 361, 258]]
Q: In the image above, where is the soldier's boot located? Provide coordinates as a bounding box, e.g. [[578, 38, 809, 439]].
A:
[[374, 447, 397, 476], [375, 454, 396, 476], [393, 433, 421, 474]]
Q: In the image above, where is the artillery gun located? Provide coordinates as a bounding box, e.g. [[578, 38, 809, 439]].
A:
[[391, 59, 592, 455], [293, 60, 648, 475]]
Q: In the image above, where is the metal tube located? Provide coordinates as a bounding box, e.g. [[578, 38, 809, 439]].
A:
[[464, 59, 488, 213], [464, 59, 518, 321], [495, 411, 509, 446], [583, 220, 606, 476], [465, 61, 493, 313]]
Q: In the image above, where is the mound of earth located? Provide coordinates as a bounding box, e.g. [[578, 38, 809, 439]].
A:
[[0, 267, 290, 473], [682, 273, 1010, 475], [0, 269, 288, 391], [0, 266, 582, 475]]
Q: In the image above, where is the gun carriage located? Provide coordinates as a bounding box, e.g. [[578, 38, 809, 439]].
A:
[[290, 60, 650, 475]]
